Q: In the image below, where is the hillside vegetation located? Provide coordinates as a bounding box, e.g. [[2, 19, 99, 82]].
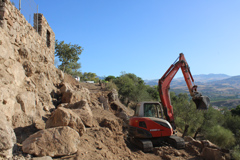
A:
[[102, 73, 240, 159]]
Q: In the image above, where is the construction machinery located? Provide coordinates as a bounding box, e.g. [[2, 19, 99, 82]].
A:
[[128, 53, 210, 152]]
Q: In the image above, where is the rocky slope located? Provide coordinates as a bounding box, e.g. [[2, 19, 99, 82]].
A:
[[0, 24, 231, 160]]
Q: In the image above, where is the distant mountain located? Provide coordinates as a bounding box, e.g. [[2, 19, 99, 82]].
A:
[[144, 74, 231, 86], [97, 76, 105, 80], [189, 74, 231, 83], [144, 79, 159, 86], [208, 75, 240, 89], [144, 74, 240, 108]]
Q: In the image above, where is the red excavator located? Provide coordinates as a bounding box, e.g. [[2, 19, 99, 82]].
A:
[[128, 53, 210, 152]]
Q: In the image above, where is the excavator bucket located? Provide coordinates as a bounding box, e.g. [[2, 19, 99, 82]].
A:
[[192, 96, 210, 110]]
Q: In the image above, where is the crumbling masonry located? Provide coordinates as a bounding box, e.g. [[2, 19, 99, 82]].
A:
[[0, 0, 55, 64]]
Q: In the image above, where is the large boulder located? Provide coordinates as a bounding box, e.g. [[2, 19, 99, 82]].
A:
[[59, 83, 73, 94], [0, 112, 16, 159], [67, 99, 93, 127], [201, 147, 225, 160], [46, 107, 86, 136], [62, 87, 90, 104], [200, 140, 230, 160], [184, 136, 202, 155], [22, 126, 80, 157]]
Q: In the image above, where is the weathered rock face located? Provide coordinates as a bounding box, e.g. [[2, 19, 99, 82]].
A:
[[46, 107, 86, 136], [22, 126, 80, 157], [108, 101, 133, 127], [0, 0, 58, 124], [0, 13, 63, 150], [107, 89, 119, 102], [99, 96, 109, 110], [0, 112, 16, 159], [16, 91, 37, 116]]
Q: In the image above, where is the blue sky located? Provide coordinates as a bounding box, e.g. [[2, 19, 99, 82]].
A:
[[32, 0, 240, 79]]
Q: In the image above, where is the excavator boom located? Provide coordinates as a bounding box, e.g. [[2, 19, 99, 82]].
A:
[[159, 53, 209, 128]]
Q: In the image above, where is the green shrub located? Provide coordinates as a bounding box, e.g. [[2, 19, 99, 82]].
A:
[[232, 145, 240, 160], [205, 125, 235, 148], [105, 81, 118, 91], [175, 116, 185, 132]]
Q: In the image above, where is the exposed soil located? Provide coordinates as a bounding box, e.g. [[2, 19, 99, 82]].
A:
[[56, 75, 204, 160], [11, 74, 230, 160]]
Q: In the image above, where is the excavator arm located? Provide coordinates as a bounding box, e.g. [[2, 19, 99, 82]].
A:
[[158, 53, 209, 129]]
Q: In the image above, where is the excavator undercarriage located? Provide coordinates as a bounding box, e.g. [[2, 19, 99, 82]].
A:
[[128, 133, 185, 152]]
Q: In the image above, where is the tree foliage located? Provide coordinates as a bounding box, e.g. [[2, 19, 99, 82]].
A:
[[231, 105, 240, 116], [55, 40, 83, 76], [171, 93, 204, 136], [113, 73, 152, 106], [105, 75, 116, 82], [81, 72, 99, 82], [146, 85, 159, 101], [233, 145, 240, 160], [171, 93, 238, 149], [205, 125, 235, 148]]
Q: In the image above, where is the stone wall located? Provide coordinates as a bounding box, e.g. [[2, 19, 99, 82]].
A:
[[0, 0, 61, 136], [0, 0, 55, 64]]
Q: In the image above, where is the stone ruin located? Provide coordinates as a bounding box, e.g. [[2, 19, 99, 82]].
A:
[[0, 0, 55, 63]]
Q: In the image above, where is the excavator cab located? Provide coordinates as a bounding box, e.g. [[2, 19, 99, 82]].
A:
[[135, 102, 164, 118], [129, 102, 185, 151]]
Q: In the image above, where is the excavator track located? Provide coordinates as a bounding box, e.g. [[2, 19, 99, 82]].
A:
[[129, 135, 185, 152], [167, 135, 185, 149], [129, 137, 153, 152]]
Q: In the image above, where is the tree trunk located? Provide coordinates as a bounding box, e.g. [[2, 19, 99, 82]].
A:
[[126, 99, 130, 107], [193, 128, 201, 139], [182, 124, 189, 138]]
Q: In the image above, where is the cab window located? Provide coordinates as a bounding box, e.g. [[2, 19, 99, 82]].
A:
[[144, 103, 159, 118]]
